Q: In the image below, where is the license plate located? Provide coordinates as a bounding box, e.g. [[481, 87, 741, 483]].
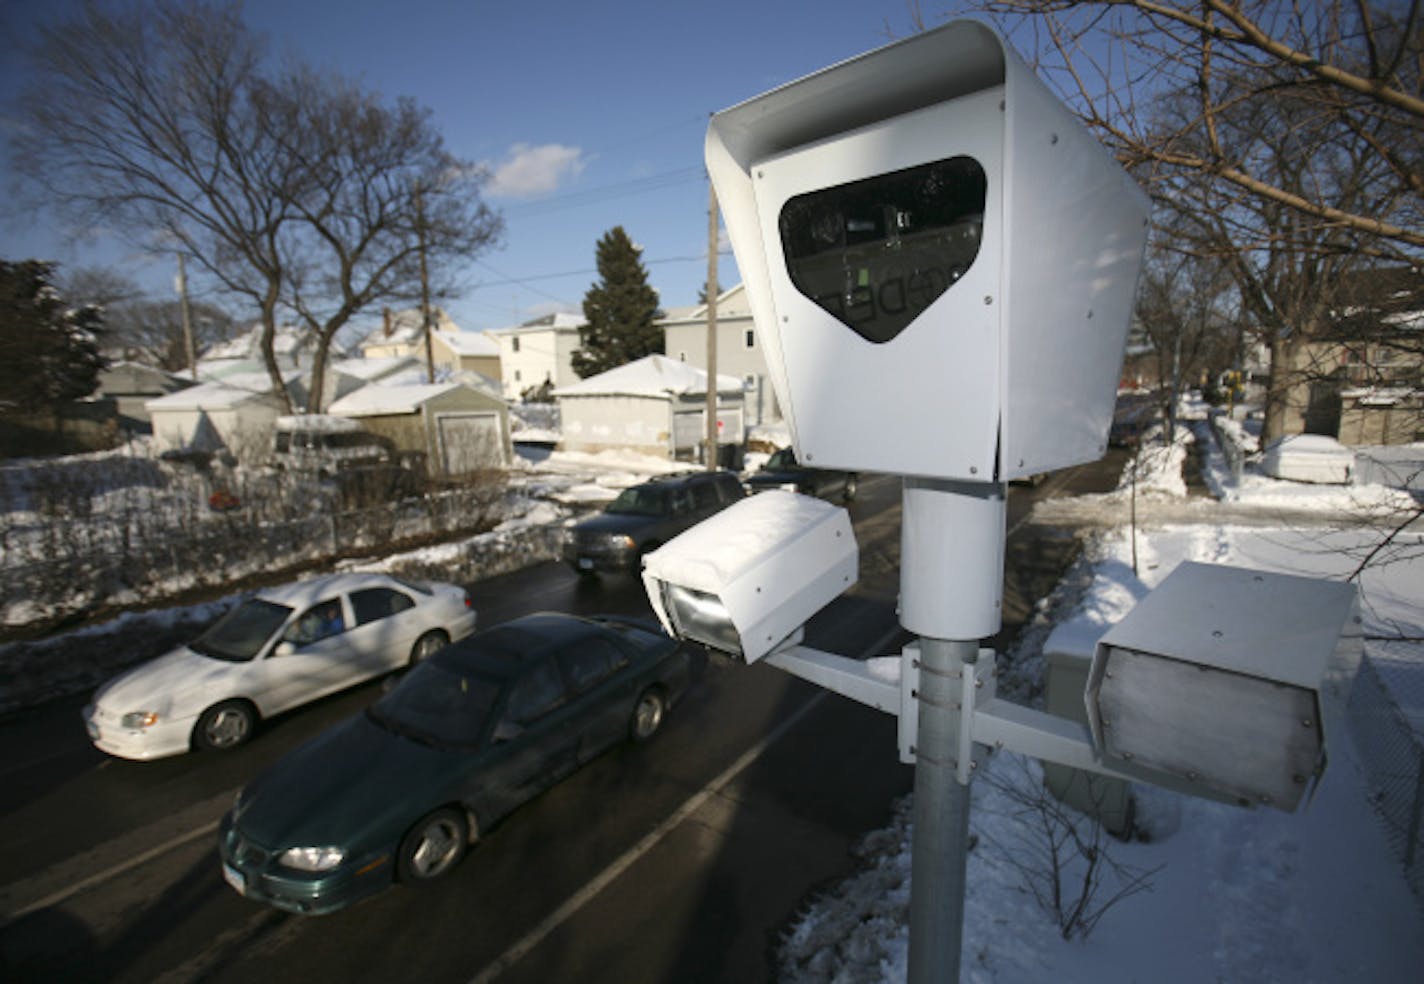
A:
[[578, 558, 593, 570], [222, 862, 246, 895]]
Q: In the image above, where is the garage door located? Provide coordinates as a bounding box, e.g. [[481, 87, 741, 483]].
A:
[[672, 406, 744, 454], [436, 413, 504, 474]]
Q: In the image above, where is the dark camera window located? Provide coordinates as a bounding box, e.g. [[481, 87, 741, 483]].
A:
[[779, 156, 986, 343]]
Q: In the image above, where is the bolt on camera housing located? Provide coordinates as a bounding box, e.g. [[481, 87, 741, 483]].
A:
[[707, 19, 1150, 483]]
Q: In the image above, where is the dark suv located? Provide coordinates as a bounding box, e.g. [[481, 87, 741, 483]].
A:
[[744, 446, 858, 502], [563, 470, 745, 575]]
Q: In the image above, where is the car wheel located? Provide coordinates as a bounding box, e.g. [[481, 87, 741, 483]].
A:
[[629, 687, 667, 743], [397, 808, 468, 883], [193, 700, 256, 752], [842, 475, 858, 503], [410, 629, 450, 666]]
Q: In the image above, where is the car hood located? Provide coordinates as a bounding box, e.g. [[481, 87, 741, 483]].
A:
[[93, 646, 246, 715], [574, 512, 665, 536], [233, 714, 456, 850]]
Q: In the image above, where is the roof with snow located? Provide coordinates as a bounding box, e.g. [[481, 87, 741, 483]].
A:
[[553, 354, 744, 399], [660, 284, 752, 324], [488, 311, 586, 336], [332, 355, 420, 381], [356, 307, 460, 349], [202, 323, 312, 361], [328, 382, 467, 416], [146, 377, 283, 411], [439, 330, 501, 357]]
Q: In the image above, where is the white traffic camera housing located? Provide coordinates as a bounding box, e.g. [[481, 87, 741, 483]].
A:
[[1086, 563, 1361, 812], [642, 491, 857, 663], [707, 20, 1150, 482]]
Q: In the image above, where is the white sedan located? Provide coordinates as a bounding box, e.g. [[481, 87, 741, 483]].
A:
[[83, 573, 477, 761]]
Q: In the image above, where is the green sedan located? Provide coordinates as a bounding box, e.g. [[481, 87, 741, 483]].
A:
[[218, 612, 692, 915]]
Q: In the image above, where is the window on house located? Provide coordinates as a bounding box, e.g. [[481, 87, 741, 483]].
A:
[[512, 337, 521, 353], [744, 329, 755, 349], [514, 370, 522, 382]]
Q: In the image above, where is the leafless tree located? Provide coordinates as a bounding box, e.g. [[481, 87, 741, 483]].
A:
[[265, 68, 501, 411], [1136, 245, 1237, 439], [964, 1, 1422, 442], [974, 1, 1422, 249], [11, 0, 501, 413]]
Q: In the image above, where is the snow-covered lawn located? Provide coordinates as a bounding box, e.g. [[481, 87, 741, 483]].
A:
[[5, 408, 1422, 981], [780, 419, 1424, 983]]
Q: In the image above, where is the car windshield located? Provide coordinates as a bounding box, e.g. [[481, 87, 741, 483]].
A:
[[190, 599, 293, 662], [368, 662, 502, 748], [605, 485, 670, 517], [766, 447, 798, 470]]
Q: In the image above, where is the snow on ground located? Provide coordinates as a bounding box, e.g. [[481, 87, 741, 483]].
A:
[[779, 416, 1424, 983], [6, 402, 1423, 981]]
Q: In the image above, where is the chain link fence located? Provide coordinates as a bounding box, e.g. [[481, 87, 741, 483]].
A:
[[1349, 646, 1424, 910], [1, 476, 509, 632]]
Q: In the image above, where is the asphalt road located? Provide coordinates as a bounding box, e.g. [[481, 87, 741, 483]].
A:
[[0, 456, 1124, 983]]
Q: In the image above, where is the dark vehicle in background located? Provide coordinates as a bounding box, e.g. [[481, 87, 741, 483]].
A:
[[744, 446, 858, 502], [219, 612, 693, 915], [562, 470, 745, 574], [1109, 395, 1155, 448]]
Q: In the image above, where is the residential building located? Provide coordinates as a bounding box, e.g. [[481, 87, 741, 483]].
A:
[[327, 382, 511, 474], [487, 312, 586, 400], [355, 307, 502, 381], [97, 362, 194, 431], [1279, 266, 1422, 445], [554, 354, 745, 460], [659, 284, 781, 427]]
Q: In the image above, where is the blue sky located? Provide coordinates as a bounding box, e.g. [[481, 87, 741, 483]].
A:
[[2, 0, 977, 336]]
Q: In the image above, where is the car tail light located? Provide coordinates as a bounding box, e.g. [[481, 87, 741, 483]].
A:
[[463, 592, 473, 609]]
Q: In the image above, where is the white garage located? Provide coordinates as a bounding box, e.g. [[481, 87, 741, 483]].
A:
[[554, 354, 746, 460]]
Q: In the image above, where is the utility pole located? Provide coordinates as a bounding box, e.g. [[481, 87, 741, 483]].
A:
[[705, 182, 720, 471], [416, 183, 435, 384], [176, 253, 196, 378]]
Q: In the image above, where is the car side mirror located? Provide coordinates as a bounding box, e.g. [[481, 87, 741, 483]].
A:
[[273, 641, 297, 658], [493, 719, 523, 744]]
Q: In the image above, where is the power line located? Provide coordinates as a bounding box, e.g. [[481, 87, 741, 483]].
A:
[[469, 251, 732, 291]]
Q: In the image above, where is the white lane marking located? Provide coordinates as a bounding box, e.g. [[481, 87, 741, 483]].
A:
[[469, 622, 907, 984], [0, 818, 222, 927], [467, 693, 827, 984]]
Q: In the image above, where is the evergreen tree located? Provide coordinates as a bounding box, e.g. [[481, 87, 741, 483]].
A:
[[0, 260, 106, 417], [572, 227, 662, 378]]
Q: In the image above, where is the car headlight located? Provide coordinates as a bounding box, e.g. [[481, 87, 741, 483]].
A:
[[121, 711, 160, 729], [778, 482, 799, 493], [279, 846, 346, 872], [611, 534, 637, 550]]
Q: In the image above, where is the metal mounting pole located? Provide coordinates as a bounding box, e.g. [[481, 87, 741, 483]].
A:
[[900, 477, 1006, 984], [909, 636, 976, 984]]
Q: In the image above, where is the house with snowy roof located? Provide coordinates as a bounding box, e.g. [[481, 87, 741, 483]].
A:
[[327, 381, 510, 475], [146, 371, 293, 462], [553, 354, 745, 460], [355, 307, 502, 382], [659, 284, 780, 427], [486, 312, 586, 401]]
